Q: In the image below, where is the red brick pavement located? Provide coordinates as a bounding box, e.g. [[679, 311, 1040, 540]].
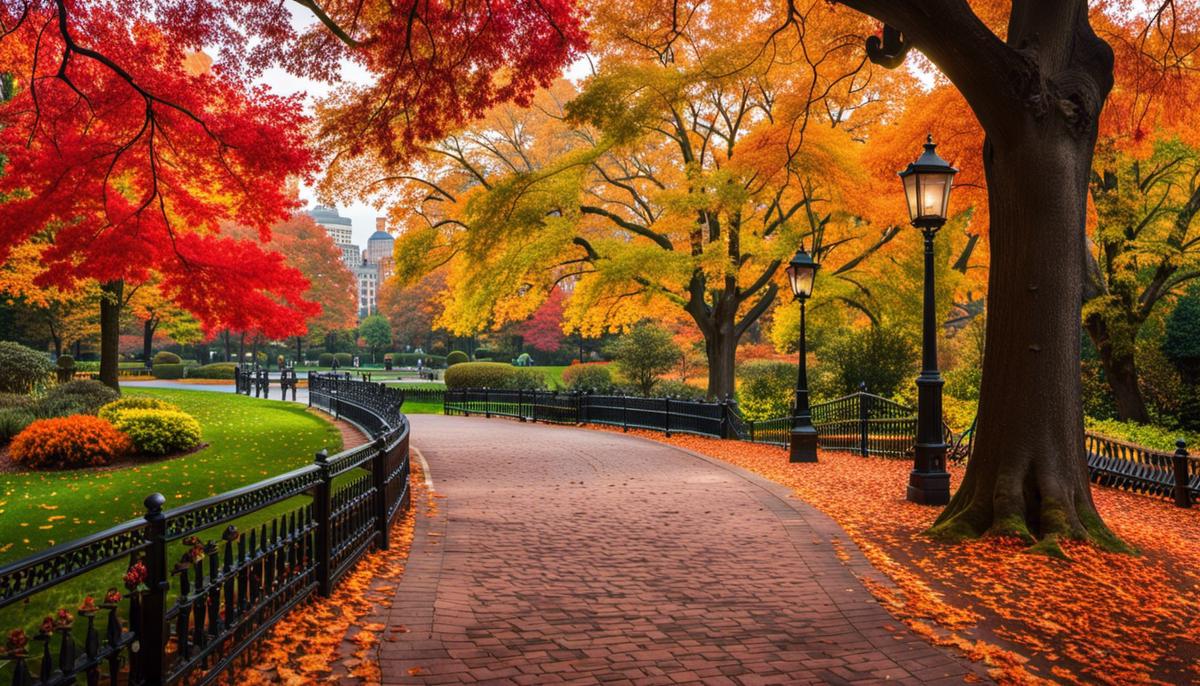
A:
[[378, 415, 989, 685]]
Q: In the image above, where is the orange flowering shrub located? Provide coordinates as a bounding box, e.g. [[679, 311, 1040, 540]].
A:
[[9, 415, 132, 469]]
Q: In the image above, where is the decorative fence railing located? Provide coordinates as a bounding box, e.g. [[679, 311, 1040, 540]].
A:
[[0, 376, 410, 686], [742, 392, 931, 458], [443, 389, 732, 439], [387, 386, 446, 405], [1085, 433, 1198, 507]]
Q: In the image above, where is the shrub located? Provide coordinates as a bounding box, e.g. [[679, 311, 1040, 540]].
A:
[[111, 409, 203, 455], [318, 353, 335, 368], [187, 363, 238, 380], [0, 408, 35, 443], [653, 380, 706, 400], [564, 363, 614, 393], [45, 380, 119, 414], [1085, 417, 1199, 453], [9, 416, 132, 469], [942, 396, 978, 434], [98, 396, 181, 423], [508, 368, 547, 390], [153, 351, 182, 366], [444, 362, 517, 389], [605, 323, 681, 396], [474, 349, 496, 360], [152, 363, 188, 380], [334, 352, 353, 368], [0, 393, 35, 410], [824, 325, 917, 398], [56, 355, 76, 369], [446, 350, 469, 367], [736, 361, 796, 421], [0, 341, 54, 394], [31, 397, 89, 419]]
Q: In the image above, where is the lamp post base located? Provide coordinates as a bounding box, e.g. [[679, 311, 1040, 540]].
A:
[[789, 428, 818, 463], [906, 454, 950, 505]]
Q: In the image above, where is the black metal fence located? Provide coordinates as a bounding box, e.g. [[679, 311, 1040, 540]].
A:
[[443, 389, 733, 438], [742, 392, 924, 458], [0, 376, 410, 686], [1086, 433, 1199, 507]]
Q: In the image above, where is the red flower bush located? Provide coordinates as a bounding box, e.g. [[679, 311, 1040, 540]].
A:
[[9, 416, 132, 469]]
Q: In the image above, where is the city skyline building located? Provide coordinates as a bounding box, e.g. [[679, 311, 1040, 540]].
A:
[[307, 206, 395, 319]]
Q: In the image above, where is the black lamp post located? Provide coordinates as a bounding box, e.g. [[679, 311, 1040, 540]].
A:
[[787, 246, 819, 463], [899, 134, 957, 505]]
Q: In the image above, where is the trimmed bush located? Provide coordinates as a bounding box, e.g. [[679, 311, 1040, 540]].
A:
[[446, 350, 469, 367], [564, 364, 614, 393], [444, 362, 517, 389], [111, 409, 203, 455], [56, 355, 76, 369], [0, 393, 35, 410], [0, 408, 35, 443], [473, 349, 496, 360], [334, 352, 353, 368], [99, 397, 181, 423], [45, 380, 119, 414], [152, 363, 188, 380], [318, 353, 335, 368], [153, 351, 182, 366], [9, 416, 133, 469], [509, 368, 547, 390], [653, 380, 707, 401], [187, 363, 238, 380], [0, 341, 54, 394], [736, 361, 796, 421]]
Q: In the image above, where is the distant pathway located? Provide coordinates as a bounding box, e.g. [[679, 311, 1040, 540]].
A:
[[381, 415, 987, 685]]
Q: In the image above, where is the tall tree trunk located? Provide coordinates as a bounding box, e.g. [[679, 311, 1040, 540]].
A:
[[1084, 315, 1151, 423], [98, 280, 123, 391], [222, 330, 232, 362], [295, 336, 303, 365], [704, 322, 737, 400], [141, 317, 158, 364]]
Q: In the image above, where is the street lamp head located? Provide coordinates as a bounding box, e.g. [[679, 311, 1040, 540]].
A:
[[786, 245, 819, 300], [899, 133, 957, 226]]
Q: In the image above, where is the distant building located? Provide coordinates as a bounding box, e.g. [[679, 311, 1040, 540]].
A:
[[367, 218, 396, 283], [307, 205, 360, 269]]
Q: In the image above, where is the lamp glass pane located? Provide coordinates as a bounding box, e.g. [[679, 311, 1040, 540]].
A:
[[902, 173, 919, 222], [788, 264, 815, 298], [917, 171, 953, 220]]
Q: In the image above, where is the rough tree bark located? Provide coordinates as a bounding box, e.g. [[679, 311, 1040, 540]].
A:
[[834, 0, 1125, 550], [98, 280, 123, 391], [141, 314, 160, 365]]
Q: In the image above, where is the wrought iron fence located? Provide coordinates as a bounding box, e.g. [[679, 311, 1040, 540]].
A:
[[443, 389, 732, 438], [0, 376, 410, 686], [1085, 433, 1198, 506], [743, 392, 925, 458]]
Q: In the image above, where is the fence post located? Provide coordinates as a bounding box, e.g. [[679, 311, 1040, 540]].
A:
[[858, 389, 869, 457], [313, 450, 334, 596], [664, 397, 672, 438], [485, 387, 491, 419], [1173, 440, 1192, 508], [139, 493, 169, 686], [575, 391, 583, 426], [373, 437, 391, 549], [622, 393, 628, 432], [307, 372, 313, 407], [720, 395, 731, 439], [518, 388, 526, 422]]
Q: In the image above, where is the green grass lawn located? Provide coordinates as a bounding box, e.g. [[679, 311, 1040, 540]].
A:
[[0, 389, 345, 661], [0, 388, 342, 564]]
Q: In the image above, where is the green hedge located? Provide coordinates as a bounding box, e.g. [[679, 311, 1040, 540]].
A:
[[0, 408, 35, 443], [0, 342, 54, 394], [187, 363, 238, 380], [334, 352, 353, 368], [153, 363, 188, 380], [1085, 418, 1199, 453], [563, 364, 614, 393], [736, 361, 795, 421], [153, 351, 182, 366], [45, 380, 119, 414], [318, 353, 335, 368], [444, 362, 517, 389], [111, 409, 203, 455], [446, 351, 469, 367]]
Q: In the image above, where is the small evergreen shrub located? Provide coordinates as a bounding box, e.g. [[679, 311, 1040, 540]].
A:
[[508, 368, 547, 390], [446, 350, 469, 367], [98, 397, 181, 423], [563, 364, 614, 393], [0, 408, 35, 443], [187, 363, 238, 380], [45, 380, 119, 414], [653, 380, 707, 400], [152, 351, 182, 366], [111, 409, 203, 455], [0, 342, 54, 394], [444, 362, 517, 389], [605, 324, 681, 396], [152, 363, 188, 380], [736, 361, 796, 421], [334, 352, 353, 368], [318, 353, 335, 368], [56, 355, 76, 369], [31, 397, 89, 419], [9, 416, 133, 469], [0, 393, 35, 410]]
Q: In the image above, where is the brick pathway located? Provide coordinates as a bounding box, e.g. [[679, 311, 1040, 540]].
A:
[[379, 415, 988, 685]]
